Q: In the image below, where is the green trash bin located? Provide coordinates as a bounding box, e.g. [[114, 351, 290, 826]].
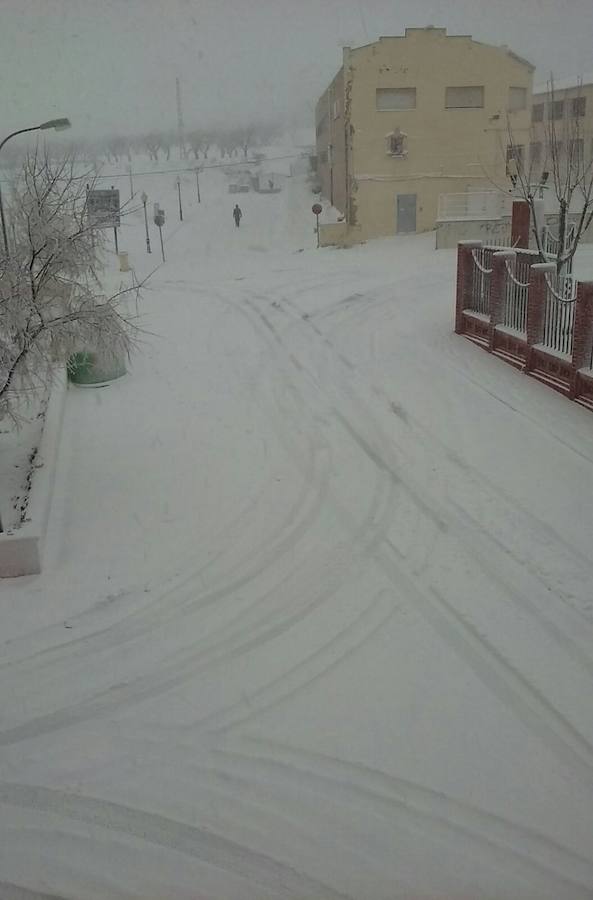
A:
[[68, 350, 126, 386]]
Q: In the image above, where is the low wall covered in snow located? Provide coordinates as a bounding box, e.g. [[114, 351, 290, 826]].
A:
[[436, 217, 512, 249], [0, 369, 68, 578], [318, 222, 362, 248], [438, 213, 593, 251]]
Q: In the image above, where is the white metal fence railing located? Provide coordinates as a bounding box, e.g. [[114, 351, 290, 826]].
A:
[[438, 191, 512, 222], [542, 223, 575, 274], [542, 273, 577, 356], [469, 247, 495, 314], [503, 256, 531, 333]]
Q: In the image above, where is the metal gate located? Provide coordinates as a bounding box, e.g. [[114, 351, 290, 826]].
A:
[[396, 194, 417, 233]]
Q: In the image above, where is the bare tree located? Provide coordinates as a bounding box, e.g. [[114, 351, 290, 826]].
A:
[[187, 130, 211, 160], [506, 78, 593, 274], [0, 148, 140, 422], [159, 131, 176, 162], [103, 134, 128, 164], [237, 127, 253, 159], [142, 132, 162, 162]]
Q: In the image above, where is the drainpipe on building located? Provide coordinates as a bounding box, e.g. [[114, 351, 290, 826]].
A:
[[328, 88, 333, 207]]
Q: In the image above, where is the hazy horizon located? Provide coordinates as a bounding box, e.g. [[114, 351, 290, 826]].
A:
[[1, 0, 593, 141]]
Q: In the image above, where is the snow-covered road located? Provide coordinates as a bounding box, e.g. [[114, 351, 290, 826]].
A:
[[2, 162, 593, 899]]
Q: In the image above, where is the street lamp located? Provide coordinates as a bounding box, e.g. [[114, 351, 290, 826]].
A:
[[0, 117, 71, 255], [176, 176, 183, 222], [141, 191, 151, 254]]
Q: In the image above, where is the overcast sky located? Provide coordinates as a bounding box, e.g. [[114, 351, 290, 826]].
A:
[[1, 0, 592, 140]]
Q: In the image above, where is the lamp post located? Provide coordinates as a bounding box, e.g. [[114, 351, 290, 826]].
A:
[[141, 191, 151, 253], [176, 176, 183, 221], [154, 206, 165, 262], [0, 117, 71, 255], [195, 167, 201, 203]]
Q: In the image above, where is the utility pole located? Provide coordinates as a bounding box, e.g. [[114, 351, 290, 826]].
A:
[[176, 176, 183, 221], [111, 184, 118, 254], [141, 191, 151, 253], [176, 77, 185, 160]]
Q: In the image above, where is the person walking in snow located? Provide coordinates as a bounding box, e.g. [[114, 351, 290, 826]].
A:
[[233, 204, 242, 228]]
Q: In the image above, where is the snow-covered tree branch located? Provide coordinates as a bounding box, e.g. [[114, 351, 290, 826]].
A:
[[0, 147, 140, 422], [506, 77, 593, 274]]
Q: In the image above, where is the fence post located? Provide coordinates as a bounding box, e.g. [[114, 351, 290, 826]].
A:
[[511, 200, 530, 249], [489, 250, 515, 351], [569, 281, 593, 398], [526, 262, 554, 373], [455, 241, 482, 334]]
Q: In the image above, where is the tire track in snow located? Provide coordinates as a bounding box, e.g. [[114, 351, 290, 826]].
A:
[[334, 378, 593, 667], [0, 282, 400, 745], [0, 463, 394, 747], [194, 589, 397, 734], [240, 290, 593, 782], [0, 886, 71, 900], [313, 299, 593, 666], [0, 287, 336, 672], [0, 439, 330, 674], [215, 738, 593, 897], [270, 287, 593, 671], [338, 412, 593, 783], [0, 783, 352, 900]]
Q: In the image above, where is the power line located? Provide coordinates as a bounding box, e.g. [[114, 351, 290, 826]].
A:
[[92, 153, 307, 179], [0, 152, 311, 184]]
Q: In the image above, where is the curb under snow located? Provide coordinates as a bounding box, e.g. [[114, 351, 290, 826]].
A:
[[0, 369, 67, 578]]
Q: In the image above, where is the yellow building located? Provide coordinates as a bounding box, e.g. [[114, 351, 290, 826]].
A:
[[530, 75, 593, 180], [315, 27, 534, 242]]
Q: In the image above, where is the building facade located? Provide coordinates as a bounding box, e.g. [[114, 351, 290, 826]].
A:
[[530, 76, 593, 185], [315, 27, 534, 241]]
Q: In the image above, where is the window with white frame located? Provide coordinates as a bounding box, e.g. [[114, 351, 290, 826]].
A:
[[376, 88, 416, 111], [445, 86, 484, 108], [508, 87, 527, 111]]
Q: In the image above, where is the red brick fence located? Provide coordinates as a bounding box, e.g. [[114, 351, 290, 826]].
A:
[[455, 240, 593, 409]]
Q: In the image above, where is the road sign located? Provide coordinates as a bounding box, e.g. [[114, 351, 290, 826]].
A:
[[87, 189, 120, 228], [312, 203, 322, 248]]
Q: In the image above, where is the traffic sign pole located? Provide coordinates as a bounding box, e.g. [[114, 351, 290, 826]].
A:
[[153, 205, 166, 262], [312, 203, 322, 248]]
